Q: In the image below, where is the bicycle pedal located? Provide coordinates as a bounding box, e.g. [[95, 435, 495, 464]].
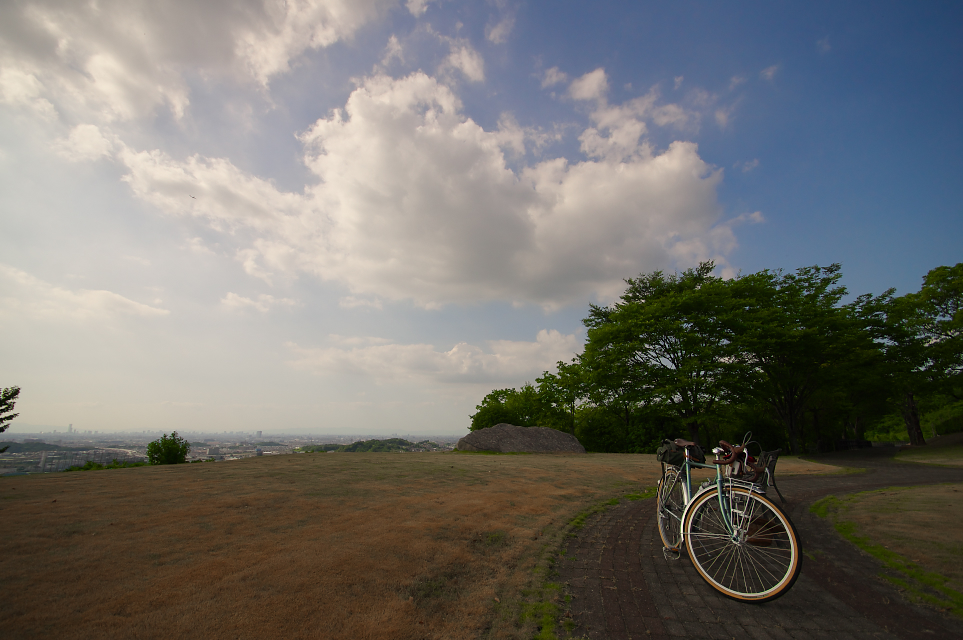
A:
[[662, 547, 681, 561]]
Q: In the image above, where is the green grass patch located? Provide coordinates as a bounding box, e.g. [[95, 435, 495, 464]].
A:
[[624, 486, 658, 501], [568, 486, 658, 530], [519, 486, 655, 639], [811, 488, 963, 618], [520, 582, 563, 640], [64, 460, 148, 472]]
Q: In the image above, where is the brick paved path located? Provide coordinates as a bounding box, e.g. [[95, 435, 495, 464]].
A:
[[556, 449, 963, 639]]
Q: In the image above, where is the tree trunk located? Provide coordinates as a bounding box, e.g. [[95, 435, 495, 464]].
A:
[[811, 408, 821, 452], [901, 392, 927, 446], [786, 413, 800, 455], [854, 414, 863, 441], [687, 421, 702, 448]]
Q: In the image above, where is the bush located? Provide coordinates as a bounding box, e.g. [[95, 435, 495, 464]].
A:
[[146, 431, 190, 465], [64, 459, 147, 472]]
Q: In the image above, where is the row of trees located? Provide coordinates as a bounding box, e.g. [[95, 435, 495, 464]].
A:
[[470, 263, 962, 454]]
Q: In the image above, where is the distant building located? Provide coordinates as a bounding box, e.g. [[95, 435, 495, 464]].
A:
[[255, 448, 263, 456], [256, 430, 262, 438], [207, 447, 220, 456]]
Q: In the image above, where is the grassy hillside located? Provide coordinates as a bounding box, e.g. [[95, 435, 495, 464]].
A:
[[0, 452, 839, 639]]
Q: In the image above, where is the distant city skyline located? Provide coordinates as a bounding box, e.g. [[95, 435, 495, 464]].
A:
[[1, 1, 960, 434]]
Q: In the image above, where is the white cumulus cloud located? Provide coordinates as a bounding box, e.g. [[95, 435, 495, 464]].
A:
[[119, 70, 735, 308], [541, 67, 568, 88], [221, 292, 299, 312], [405, 0, 442, 17], [286, 329, 581, 383], [0, 0, 397, 124], [568, 68, 609, 101], [53, 124, 115, 162], [442, 43, 485, 82], [486, 16, 515, 44]]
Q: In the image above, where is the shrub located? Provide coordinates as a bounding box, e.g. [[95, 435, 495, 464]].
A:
[[146, 431, 190, 465]]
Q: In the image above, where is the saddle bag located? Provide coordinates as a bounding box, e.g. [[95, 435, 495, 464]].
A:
[[656, 439, 705, 466]]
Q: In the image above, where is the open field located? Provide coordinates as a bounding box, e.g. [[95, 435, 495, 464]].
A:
[[897, 432, 963, 467], [0, 452, 841, 639], [811, 484, 963, 618]]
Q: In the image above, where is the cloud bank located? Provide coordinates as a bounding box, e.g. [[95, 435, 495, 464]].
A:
[[0, 0, 398, 123], [286, 329, 580, 384], [117, 70, 735, 308], [1, 3, 752, 311], [0, 265, 169, 322]]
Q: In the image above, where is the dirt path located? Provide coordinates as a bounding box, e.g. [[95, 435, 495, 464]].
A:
[[557, 448, 963, 639]]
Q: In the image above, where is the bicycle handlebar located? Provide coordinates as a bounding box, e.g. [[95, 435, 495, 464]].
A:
[[713, 440, 744, 465], [715, 440, 767, 483]]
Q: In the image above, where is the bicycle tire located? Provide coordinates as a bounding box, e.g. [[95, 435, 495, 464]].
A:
[[657, 467, 685, 550], [683, 486, 800, 602]]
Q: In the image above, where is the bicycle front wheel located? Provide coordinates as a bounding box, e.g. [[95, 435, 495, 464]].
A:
[[684, 487, 800, 602], [657, 467, 685, 550]]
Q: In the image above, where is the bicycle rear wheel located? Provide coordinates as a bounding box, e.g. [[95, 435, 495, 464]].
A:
[[657, 467, 685, 550], [683, 487, 800, 602]]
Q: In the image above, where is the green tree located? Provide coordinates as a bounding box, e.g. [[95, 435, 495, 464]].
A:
[[852, 289, 929, 445], [582, 262, 739, 446], [0, 386, 20, 454], [470, 388, 517, 430], [731, 264, 875, 453], [146, 431, 191, 465], [579, 331, 656, 450], [861, 263, 963, 445], [913, 263, 963, 398], [536, 359, 586, 435], [469, 384, 547, 430]]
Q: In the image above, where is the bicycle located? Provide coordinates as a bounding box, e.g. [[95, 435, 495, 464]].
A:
[[656, 436, 801, 603]]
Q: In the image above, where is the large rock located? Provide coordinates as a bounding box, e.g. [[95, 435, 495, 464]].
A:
[[456, 423, 585, 454]]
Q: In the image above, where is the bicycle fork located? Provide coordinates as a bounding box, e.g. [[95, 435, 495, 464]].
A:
[[717, 482, 761, 544]]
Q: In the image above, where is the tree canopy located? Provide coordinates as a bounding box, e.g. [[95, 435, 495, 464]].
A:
[[469, 262, 963, 454], [146, 431, 191, 465], [0, 386, 20, 454]]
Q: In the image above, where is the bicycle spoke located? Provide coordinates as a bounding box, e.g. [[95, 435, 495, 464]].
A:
[[684, 489, 799, 601]]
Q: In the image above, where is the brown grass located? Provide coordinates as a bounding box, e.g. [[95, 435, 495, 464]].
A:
[[0, 452, 839, 639], [897, 443, 963, 467], [843, 484, 963, 592]]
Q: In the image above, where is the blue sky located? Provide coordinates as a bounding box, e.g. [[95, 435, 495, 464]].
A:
[[1, 0, 960, 435]]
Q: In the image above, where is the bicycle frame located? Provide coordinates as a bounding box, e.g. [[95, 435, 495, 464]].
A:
[[663, 448, 769, 545]]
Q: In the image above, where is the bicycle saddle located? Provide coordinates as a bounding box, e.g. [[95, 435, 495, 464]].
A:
[[673, 438, 697, 447]]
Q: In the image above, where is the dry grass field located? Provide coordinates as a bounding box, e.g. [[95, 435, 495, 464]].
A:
[[811, 483, 963, 618], [843, 484, 963, 592], [0, 451, 840, 639], [897, 432, 963, 467]]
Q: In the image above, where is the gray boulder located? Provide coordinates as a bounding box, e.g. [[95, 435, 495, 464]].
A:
[[457, 423, 585, 454]]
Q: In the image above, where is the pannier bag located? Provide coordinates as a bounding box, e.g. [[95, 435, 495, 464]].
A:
[[656, 439, 706, 466]]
